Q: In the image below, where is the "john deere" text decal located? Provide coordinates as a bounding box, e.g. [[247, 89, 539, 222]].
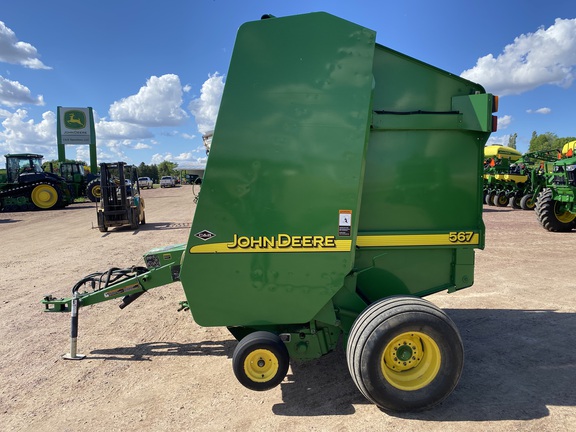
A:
[[189, 233, 352, 253]]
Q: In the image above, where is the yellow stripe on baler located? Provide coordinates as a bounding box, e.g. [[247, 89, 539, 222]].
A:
[[356, 232, 480, 247]]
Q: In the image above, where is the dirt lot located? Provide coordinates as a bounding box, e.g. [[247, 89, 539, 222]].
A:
[[1, 186, 575, 432]]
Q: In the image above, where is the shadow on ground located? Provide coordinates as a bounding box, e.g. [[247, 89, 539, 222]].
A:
[[88, 308, 576, 421], [89, 339, 235, 361], [274, 308, 576, 420]]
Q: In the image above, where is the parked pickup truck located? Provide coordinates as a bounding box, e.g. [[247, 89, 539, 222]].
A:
[[160, 176, 176, 188], [138, 177, 153, 189]]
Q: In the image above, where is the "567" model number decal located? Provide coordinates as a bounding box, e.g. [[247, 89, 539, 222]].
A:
[[449, 231, 475, 243]]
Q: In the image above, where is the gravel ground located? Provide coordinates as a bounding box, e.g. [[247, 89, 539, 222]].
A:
[[1, 186, 575, 431]]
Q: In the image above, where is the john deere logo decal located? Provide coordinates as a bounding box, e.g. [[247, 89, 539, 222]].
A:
[[64, 110, 86, 129]]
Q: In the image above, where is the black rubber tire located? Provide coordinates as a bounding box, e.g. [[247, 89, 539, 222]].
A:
[[86, 179, 101, 202], [535, 188, 575, 232], [97, 211, 108, 232], [520, 194, 535, 210], [130, 209, 139, 230], [509, 195, 522, 209], [346, 296, 464, 412], [485, 191, 496, 206], [232, 331, 289, 391], [494, 192, 509, 207]]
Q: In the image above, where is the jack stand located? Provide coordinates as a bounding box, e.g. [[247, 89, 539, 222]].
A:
[[63, 292, 85, 360]]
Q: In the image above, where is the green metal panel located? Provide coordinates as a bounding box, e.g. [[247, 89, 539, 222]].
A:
[[180, 13, 376, 327], [179, 12, 493, 329], [353, 44, 490, 301]]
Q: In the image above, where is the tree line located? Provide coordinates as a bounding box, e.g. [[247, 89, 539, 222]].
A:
[[44, 159, 180, 183], [506, 132, 576, 152], [137, 161, 179, 182]]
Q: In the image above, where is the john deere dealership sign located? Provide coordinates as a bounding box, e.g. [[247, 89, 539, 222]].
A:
[[57, 107, 93, 144], [56, 106, 97, 173]]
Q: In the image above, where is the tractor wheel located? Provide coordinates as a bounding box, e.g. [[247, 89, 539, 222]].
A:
[[347, 296, 464, 412], [485, 191, 496, 206], [494, 192, 509, 207], [30, 183, 61, 210], [535, 188, 576, 232], [232, 331, 289, 391], [86, 179, 101, 202], [509, 195, 522, 209], [520, 194, 535, 210]]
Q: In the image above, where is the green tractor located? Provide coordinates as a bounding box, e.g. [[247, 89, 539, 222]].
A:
[[44, 161, 100, 201], [59, 162, 99, 201], [535, 141, 576, 231], [0, 153, 72, 212], [507, 149, 558, 210]]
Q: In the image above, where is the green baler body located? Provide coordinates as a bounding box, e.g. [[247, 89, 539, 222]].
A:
[[180, 12, 493, 331]]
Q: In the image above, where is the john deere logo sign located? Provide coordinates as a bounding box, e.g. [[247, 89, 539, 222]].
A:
[[64, 110, 86, 129]]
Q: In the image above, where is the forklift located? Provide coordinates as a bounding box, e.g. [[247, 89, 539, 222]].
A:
[[96, 162, 145, 232]]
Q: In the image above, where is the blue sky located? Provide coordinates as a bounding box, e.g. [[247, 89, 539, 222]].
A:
[[1, 0, 575, 169]]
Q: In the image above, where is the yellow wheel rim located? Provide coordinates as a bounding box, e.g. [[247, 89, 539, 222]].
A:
[[243, 349, 279, 383], [92, 185, 101, 198], [31, 184, 58, 209], [381, 331, 441, 391], [555, 204, 576, 223]]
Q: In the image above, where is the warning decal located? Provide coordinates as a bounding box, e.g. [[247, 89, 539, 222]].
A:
[[339, 210, 352, 237]]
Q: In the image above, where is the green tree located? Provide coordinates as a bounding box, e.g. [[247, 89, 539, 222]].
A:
[[138, 162, 147, 177], [507, 133, 517, 149], [528, 132, 558, 152], [150, 165, 159, 183], [554, 136, 576, 149], [157, 160, 178, 177], [136, 162, 161, 183]]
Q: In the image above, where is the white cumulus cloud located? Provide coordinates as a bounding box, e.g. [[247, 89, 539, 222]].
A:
[[497, 115, 512, 130], [109, 74, 188, 127], [0, 21, 51, 69], [151, 151, 206, 168], [134, 142, 152, 150], [461, 18, 576, 96], [0, 109, 54, 145], [95, 119, 153, 140], [527, 107, 551, 114], [0, 75, 45, 107], [189, 73, 225, 134]]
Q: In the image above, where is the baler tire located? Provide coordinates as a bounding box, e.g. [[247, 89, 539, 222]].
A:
[[535, 188, 575, 232], [232, 331, 289, 391], [520, 194, 535, 210], [346, 296, 463, 412]]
